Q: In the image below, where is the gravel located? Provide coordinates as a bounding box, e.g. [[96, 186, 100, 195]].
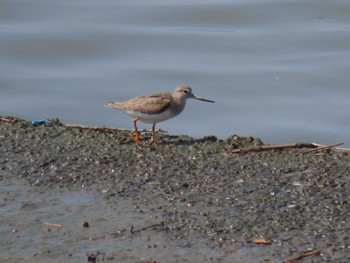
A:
[[1, 117, 349, 262]]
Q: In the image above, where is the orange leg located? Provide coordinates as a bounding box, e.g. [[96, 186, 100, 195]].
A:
[[133, 118, 141, 143]]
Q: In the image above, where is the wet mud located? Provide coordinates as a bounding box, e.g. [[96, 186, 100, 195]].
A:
[[0, 117, 349, 262]]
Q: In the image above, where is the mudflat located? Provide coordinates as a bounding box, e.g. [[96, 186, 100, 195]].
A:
[[1, 117, 349, 262]]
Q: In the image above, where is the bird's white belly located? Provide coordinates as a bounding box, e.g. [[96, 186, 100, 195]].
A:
[[125, 109, 178, 123]]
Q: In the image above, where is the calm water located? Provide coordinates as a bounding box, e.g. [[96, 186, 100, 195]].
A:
[[1, 0, 350, 146]]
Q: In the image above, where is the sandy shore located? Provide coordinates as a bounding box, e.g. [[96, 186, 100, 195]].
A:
[[0, 117, 349, 262]]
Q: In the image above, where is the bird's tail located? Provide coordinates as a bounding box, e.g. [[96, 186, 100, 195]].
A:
[[105, 101, 124, 109]]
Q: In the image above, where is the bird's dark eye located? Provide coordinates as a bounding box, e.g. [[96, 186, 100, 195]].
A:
[[183, 90, 188, 93]]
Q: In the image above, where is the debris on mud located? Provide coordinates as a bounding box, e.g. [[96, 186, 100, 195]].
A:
[[1, 117, 349, 262]]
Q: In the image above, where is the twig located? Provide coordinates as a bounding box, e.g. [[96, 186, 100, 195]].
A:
[[332, 146, 350, 151], [300, 142, 344, 155], [283, 248, 321, 262], [64, 123, 167, 133], [0, 117, 15, 123], [64, 124, 133, 131], [312, 143, 350, 151], [43, 222, 63, 228], [231, 142, 316, 153], [130, 222, 164, 234], [253, 237, 272, 244]]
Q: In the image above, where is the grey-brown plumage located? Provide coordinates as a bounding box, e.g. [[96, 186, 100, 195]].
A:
[[105, 85, 214, 143], [106, 91, 173, 115]]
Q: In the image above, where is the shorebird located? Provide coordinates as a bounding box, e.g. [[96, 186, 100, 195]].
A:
[[105, 85, 215, 144]]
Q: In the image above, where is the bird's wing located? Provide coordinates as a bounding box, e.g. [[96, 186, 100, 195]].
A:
[[126, 93, 172, 114]]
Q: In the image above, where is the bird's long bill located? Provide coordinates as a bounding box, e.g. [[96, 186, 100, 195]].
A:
[[193, 95, 215, 103]]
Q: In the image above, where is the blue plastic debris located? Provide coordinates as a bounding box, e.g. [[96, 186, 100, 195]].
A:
[[32, 119, 49, 126]]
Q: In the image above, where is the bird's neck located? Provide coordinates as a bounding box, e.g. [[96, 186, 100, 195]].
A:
[[171, 98, 187, 114]]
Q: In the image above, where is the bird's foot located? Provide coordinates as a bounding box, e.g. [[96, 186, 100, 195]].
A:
[[133, 131, 143, 143], [150, 136, 159, 146]]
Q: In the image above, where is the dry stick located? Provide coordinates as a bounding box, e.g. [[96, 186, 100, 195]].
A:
[[253, 238, 272, 245], [283, 248, 321, 262], [331, 146, 350, 151], [65, 124, 126, 131], [64, 124, 137, 131], [313, 143, 350, 151], [0, 117, 14, 123], [64, 123, 167, 133], [130, 222, 164, 234], [231, 142, 316, 153], [43, 222, 63, 228], [300, 142, 344, 155]]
